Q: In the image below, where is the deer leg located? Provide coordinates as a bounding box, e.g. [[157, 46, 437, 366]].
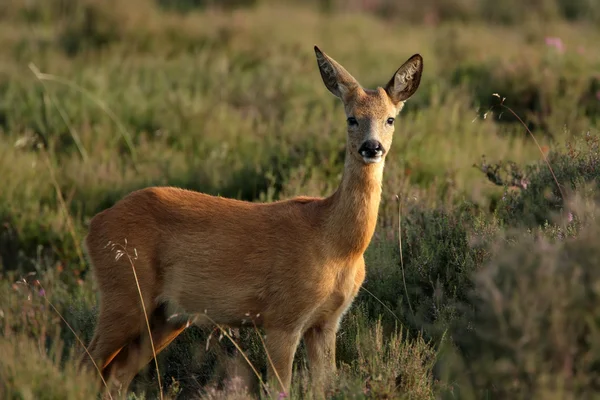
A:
[[101, 306, 189, 399], [80, 305, 144, 378], [264, 328, 302, 396], [303, 322, 338, 397]]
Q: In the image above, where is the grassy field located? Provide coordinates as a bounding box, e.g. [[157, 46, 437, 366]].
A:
[[1, 0, 600, 398]]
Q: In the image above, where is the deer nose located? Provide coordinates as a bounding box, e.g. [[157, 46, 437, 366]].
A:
[[358, 140, 385, 159]]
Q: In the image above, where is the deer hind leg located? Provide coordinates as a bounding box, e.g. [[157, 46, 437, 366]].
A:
[[102, 303, 189, 399], [264, 328, 302, 396], [303, 321, 339, 397], [79, 302, 145, 378], [78, 292, 159, 397]]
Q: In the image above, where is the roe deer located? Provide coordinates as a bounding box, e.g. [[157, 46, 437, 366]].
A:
[[80, 45, 423, 398]]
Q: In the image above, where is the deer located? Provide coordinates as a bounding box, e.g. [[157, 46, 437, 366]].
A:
[[80, 45, 423, 399]]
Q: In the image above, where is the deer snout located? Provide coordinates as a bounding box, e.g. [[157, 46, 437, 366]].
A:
[[358, 140, 385, 164]]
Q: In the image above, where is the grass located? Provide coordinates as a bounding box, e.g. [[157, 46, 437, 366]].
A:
[[1, 0, 600, 398]]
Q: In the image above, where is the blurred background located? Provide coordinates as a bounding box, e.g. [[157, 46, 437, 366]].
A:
[[0, 0, 599, 399]]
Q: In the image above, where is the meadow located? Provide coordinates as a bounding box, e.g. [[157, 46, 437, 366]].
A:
[[1, 0, 600, 398]]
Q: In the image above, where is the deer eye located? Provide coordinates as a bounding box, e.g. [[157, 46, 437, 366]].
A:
[[386, 117, 395, 126], [347, 117, 358, 127]]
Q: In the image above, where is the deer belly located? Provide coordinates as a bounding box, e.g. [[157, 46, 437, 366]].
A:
[[160, 270, 266, 326]]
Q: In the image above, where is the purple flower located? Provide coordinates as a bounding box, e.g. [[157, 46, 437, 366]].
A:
[[38, 289, 46, 297], [545, 37, 565, 53]]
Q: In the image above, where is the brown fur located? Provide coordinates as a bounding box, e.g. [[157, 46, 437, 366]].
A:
[[80, 46, 423, 399]]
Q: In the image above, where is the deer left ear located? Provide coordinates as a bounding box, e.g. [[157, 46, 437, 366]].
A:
[[314, 45, 360, 100], [384, 54, 423, 105]]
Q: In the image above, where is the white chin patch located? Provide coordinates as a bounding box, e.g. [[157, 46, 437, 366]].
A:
[[362, 156, 383, 164]]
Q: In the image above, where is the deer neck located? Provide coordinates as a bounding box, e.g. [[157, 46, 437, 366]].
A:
[[324, 149, 384, 260]]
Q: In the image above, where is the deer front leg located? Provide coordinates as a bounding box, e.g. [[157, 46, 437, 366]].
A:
[[303, 322, 338, 397], [264, 328, 302, 396]]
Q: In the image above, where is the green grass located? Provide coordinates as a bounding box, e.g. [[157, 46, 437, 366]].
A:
[[1, 0, 600, 398]]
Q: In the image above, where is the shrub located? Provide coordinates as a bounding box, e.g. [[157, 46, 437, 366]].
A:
[[58, 0, 125, 56], [451, 58, 598, 135], [480, 132, 600, 227], [0, 333, 100, 399], [450, 198, 600, 399], [156, 0, 260, 13], [358, 202, 498, 344]]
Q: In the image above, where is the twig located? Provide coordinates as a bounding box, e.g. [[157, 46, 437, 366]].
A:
[[201, 313, 272, 396], [40, 148, 86, 269], [360, 286, 402, 325], [29, 69, 89, 162], [109, 241, 163, 400], [30, 279, 112, 399], [396, 195, 414, 318], [486, 94, 565, 201], [251, 318, 285, 395], [28, 63, 138, 169]]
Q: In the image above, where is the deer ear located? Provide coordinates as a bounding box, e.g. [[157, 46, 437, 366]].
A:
[[314, 45, 360, 99], [384, 54, 423, 105]]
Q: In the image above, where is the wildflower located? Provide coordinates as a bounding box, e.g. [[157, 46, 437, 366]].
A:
[[544, 37, 565, 53], [519, 178, 529, 190]]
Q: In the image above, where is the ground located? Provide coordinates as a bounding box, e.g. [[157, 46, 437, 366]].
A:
[[0, 0, 600, 399]]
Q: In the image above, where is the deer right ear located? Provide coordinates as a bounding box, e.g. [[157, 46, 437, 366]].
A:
[[314, 46, 360, 99], [384, 54, 423, 105]]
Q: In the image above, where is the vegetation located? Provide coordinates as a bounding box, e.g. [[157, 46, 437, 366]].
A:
[[0, 0, 599, 398]]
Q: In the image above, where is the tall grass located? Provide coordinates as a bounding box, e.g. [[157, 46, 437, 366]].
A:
[[0, 0, 599, 398]]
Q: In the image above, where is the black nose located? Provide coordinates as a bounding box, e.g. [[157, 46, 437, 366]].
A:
[[358, 140, 385, 158]]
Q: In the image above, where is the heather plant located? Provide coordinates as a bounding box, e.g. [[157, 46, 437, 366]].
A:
[[357, 202, 496, 342], [478, 132, 600, 228], [446, 195, 600, 400], [0, 0, 599, 398]]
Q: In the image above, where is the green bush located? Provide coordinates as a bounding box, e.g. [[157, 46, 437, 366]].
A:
[[358, 203, 496, 344], [450, 199, 600, 399], [451, 58, 598, 135], [156, 0, 260, 13], [0, 1, 600, 398], [481, 133, 600, 227], [58, 1, 124, 57]]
